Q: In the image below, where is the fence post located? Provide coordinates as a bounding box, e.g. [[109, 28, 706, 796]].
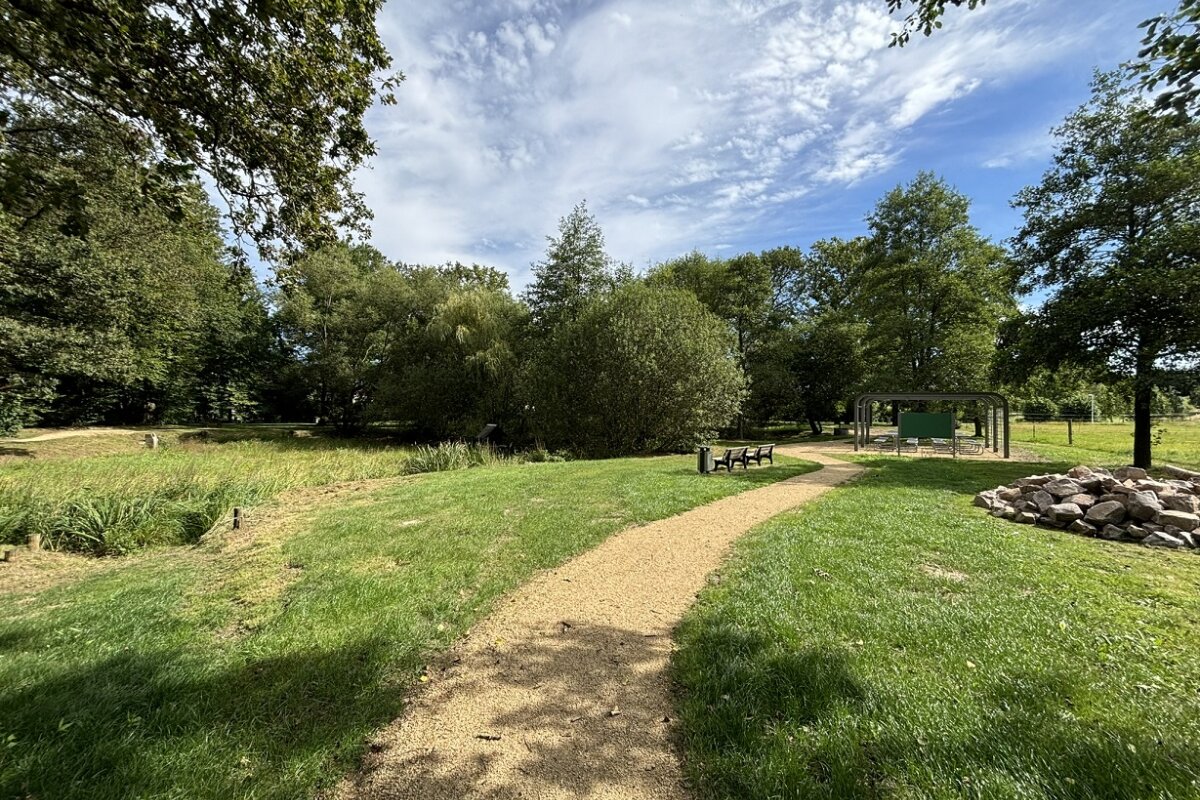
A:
[[1068, 418, 1073, 446]]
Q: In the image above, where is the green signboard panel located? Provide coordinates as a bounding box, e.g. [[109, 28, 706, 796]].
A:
[[899, 412, 954, 439]]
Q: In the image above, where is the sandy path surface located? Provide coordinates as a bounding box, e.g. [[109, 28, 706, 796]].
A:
[[338, 448, 863, 800]]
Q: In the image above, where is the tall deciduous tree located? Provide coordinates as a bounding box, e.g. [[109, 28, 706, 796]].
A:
[[856, 172, 1014, 395], [1007, 72, 1200, 468], [0, 0, 397, 256]]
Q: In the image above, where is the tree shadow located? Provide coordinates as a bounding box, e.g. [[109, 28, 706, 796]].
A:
[[673, 621, 1200, 798], [0, 638, 411, 799], [850, 456, 1071, 495], [0, 445, 33, 458]]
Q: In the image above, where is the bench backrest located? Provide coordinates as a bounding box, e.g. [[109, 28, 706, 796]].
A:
[[721, 446, 748, 458]]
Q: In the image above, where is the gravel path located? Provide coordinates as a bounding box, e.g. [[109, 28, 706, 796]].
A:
[[338, 449, 863, 800]]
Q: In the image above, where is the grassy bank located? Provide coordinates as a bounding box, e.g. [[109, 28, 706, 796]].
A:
[[0, 454, 817, 799], [0, 429, 428, 554], [1010, 420, 1200, 469], [674, 456, 1200, 799]]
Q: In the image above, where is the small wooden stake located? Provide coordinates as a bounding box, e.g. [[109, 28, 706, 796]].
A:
[[232, 508, 241, 530], [2, 548, 13, 562], [27, 533, 41, 552]]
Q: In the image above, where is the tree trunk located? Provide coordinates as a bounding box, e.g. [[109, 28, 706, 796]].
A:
[[891, 401, 899, 426], [808, 418, 823, 436], [1133, 373, 1153, 469]]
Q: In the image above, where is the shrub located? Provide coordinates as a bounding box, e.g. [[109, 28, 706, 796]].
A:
[[525, 284, 746, 457]]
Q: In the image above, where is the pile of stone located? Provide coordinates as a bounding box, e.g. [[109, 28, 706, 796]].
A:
[[975, 465, 1200, 549]]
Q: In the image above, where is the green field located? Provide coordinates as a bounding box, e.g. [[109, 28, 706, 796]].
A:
[[0, 452, 816, 799], [1010, 419, 1200, 469], [674, 456, 1200, 799]]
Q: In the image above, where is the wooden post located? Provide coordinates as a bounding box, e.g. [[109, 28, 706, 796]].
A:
[[28, 533, 41, 552], [1068, 418, 1073, 446], [2, 548, 12, 562], [232, 508, 242, 530], [145, 433, 159, 450]]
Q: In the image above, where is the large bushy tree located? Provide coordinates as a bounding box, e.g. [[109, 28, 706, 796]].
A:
[[526, 284, 745, 456], [1006, 73, 1200, 467], [0, 109, 272, 429]]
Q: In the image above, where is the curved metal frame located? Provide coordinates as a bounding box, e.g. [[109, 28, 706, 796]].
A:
[[853, 392, 1010, 459]]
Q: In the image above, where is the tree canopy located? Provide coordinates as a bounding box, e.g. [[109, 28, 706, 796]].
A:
[[1006, 72, 1200, 467], [1, 0, 398, 257]]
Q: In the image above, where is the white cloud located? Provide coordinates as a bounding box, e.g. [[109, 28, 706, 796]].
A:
[[354, 0, 1121, 283]]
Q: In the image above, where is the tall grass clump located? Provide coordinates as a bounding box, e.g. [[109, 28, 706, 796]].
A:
[[402, 441, 508, 474]]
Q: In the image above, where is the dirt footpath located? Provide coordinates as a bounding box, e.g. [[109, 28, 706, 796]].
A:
[[338, 449, 862, 800]]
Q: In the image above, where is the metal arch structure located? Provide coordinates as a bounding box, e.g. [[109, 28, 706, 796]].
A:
[[853, 392, 1010, 459]]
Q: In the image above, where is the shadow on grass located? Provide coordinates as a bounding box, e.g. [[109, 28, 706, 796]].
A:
[[675, 624, 1200, 799], [0, 638, 411, 799]]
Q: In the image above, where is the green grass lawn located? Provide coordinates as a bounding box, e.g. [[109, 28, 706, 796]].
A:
[[1010, 420, 1200, 469], [0, 454, 816, 799], [674, 456, 1200, 799]]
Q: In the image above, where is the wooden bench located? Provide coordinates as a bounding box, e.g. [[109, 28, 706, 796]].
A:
[[713, 446, 749, 472], [747, 443, 775, 465]]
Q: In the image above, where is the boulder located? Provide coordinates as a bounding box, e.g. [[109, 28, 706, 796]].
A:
[[973, 492, 996, 510], [1044, 478, 1084, 498], [1085, 500, 1127, 526], [998, 486, 1023, 502], [1163, 493, 1200, 514], [1143, 521, 1164, 534], [1031, 491, 1056, 513], [1134, 479, 1173, 496], [1097, 493, 1126, 506], [1047, 503, 1085, 524], [1144, 531, 1185, 549], [1068, 519, 1098, 535], [1100, 524, 1126, 540], [1067, 465, 1094, 479], [1125, 525, 1149, 540], [1126, 491, 1163, 522], [990, 506, 1017, 520], [1066, 493, 1096, 510], [1016, 475, 1053, 487], [1016, 511, 1039, 525], [1115, 466, 1149, 481], [1156, 510, 1200, 532], [1180, 530, 1199, 548]]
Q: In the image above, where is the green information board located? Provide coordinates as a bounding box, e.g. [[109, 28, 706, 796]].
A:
[[899, 412, 954, 439]]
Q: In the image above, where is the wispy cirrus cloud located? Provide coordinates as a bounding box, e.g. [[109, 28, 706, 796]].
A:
[[355, 0, 1153, 285]]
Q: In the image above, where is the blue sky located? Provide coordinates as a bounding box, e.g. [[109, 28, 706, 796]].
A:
[[348, 0, 1165, 288]]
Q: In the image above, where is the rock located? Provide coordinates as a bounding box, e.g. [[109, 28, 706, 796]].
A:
[[1017, 475, 1054, 487], [1125, 525, 1149, 540], [1067, 465, 1094, 479], [1097, 493, 1126, 506], [1115, 466, 1149, 481], [998, 486, 1023, 502], [1047, 503, 1085, 524], [973, 492, 996, 509], [1085, 500, 1127, 526], [1143, 521, 1164, 533], [1100, 524, 1126, 540], [1127, 491, 1163, 522], [1069, 519, 1098, 536], [1134, 479, 1173, 495], [1016, 511, 1039, 525], [1031, 491, 1056, 513], [1144, 531, 1185, 549], [1078, 477, 1103, 492], [990, 505, 1017, 520], [1066, 493, 1096, 510], [1180, 530, 1199, 548], [1163, 494, 1200, 514], [1156, 510, 1200, 532], [1044, 478, 1084, 498], [1110, 483, 1137, 495], [1163, 464, 1200, 480]]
